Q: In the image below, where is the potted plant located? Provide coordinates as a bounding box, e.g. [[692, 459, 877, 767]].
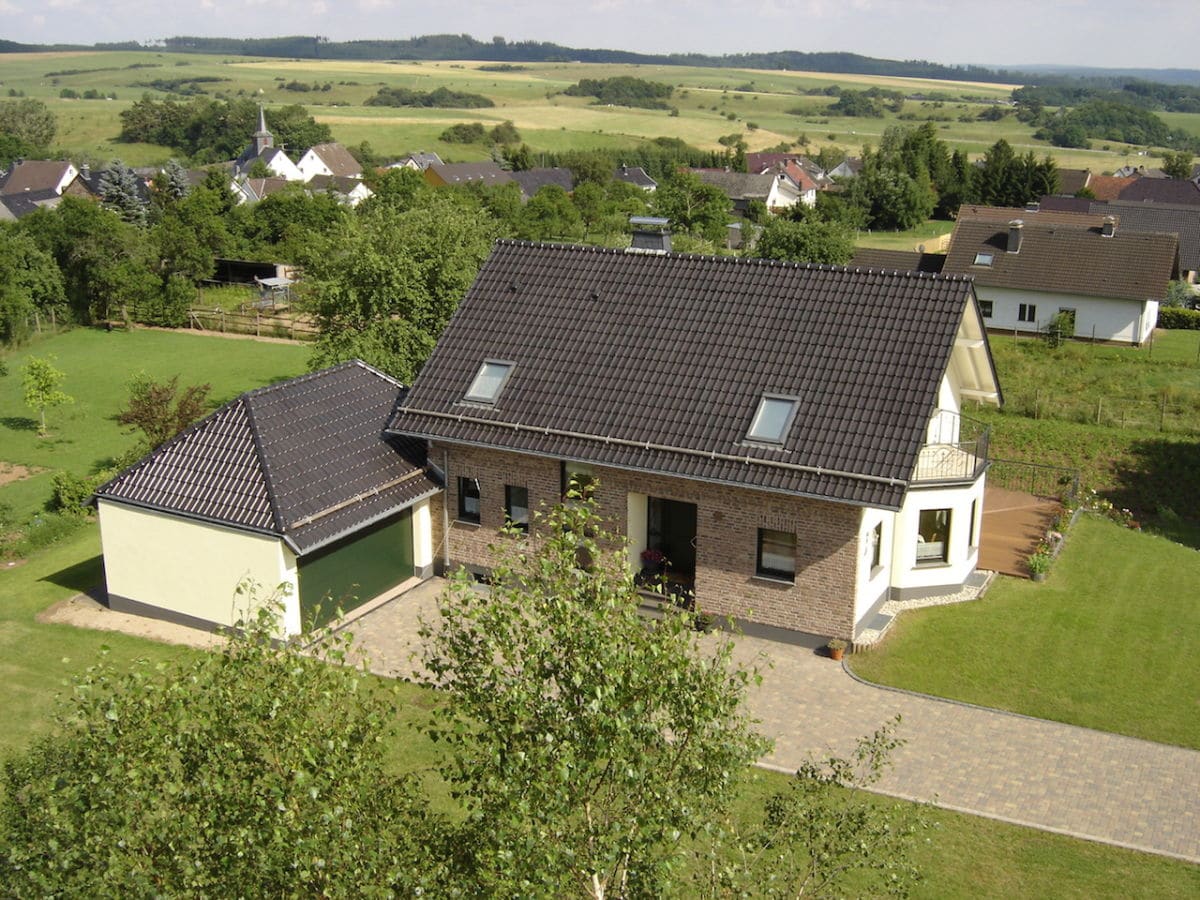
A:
[[826, 638, 848, 661], [640, 547, 667, 574], [1027, 549, 1051, 581]]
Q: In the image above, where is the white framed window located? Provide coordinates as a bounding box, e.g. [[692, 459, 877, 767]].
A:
[[747, 394, 800, 445], [465, 360, 514, 404], [916, 508, 951, 564], [1018, 303, 1037, 323], [979, 300, 994, 318]]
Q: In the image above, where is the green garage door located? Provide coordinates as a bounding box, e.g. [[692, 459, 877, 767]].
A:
[[298, 510, 413, 630]]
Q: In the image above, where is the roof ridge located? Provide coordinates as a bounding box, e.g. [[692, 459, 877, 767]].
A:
[[242, 359, 402, 401], [241, 394, 287, 538], [492, 239, 974, 282]]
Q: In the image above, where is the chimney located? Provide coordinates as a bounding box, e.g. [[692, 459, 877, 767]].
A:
[[80, 163, 90, 179], [628, 216, 672, 253], [1102, 216, 1116, 238], [1007, 219, 1023, 254]]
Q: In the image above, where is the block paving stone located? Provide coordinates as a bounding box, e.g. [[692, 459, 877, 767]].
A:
[[339, 578, 1200, 865]]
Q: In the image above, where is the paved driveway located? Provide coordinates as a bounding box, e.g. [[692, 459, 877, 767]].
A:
[[341, 579, 1200, 864]]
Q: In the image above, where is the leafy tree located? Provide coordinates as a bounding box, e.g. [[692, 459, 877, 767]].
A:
[[813, 145, 849, 175], [245, 184, 348, 261], [306, 194, 497, 379], [439, 121, 486, 144], [97, 159, 147, 226], [563, 76, 673, 109], [653, 170, 731, 244], [0, 598, 438, 897], [365, 86, 494, 108], [518, 184, 583, 241], [117, 373, 212, 450], [845, 147, 935, 231], [0, 98, 56, 150], [502, 142, 534, 171], [361, 166, 428, 211], [152, 180, 236, 284], [753, 215, 854, 265], [691, 719, 926, 897], [0, 227, 65, 345], [21, 355, 72, 435], [1162, 150, 1195, 180], [489, 119, 521, 144], [562, 149, 616, 187], [419, 489, 767, 896]]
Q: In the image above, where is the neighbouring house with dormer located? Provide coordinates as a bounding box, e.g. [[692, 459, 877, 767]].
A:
[[943, 212, 1179, 344], [390, 151, 444, 172], [296, 142, 363, 182], [0, 159, 79, 197], [424, 161, 513, 188], [232, 106, 303, 182], [307, 174, 374, 207], [387, 239, 1002, 643]]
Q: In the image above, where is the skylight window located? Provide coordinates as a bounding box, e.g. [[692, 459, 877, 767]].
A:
[[747, 395, 799, 445], [973, 252, 994, 267], [465, 360, 514, 404]]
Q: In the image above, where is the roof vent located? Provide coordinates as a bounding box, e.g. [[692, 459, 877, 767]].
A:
[[1102, 216, 1116, 238], [628, 216, 672, 254], [1007, 219, 1024, 254]]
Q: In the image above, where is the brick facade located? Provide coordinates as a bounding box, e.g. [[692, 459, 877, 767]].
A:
[[432, 442, 862, 639]]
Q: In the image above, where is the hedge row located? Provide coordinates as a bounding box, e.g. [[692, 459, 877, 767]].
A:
[[1158, 307, 1200, 330]]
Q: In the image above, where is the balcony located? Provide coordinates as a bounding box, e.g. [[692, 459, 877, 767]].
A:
[[912, 409, 990, 484]]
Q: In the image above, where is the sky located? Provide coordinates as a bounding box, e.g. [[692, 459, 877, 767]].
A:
[[2, 0, 1198, 72]]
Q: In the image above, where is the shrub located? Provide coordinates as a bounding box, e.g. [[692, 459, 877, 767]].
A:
[[440, 122, 486, 144], [1158, 307, 1200, 329]]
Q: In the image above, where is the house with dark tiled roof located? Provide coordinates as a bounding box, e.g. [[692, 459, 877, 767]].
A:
[[943, 214, 1179, 344], [307, 173, 374, 207], [387, 240, 1002, 642], [1092, 199, 1200, 282], [296, 142, 363, 182], [849, 248, 946, 274], [613, 164, 657, 191], [95, 362, 442, 637], [0, 187, 61, 220], [1118, 177, 1200, 206], [1053, 168, 1092, 196], [231, 175, 293, 205], [511, 167, 574, 200], [423, 161, 513, 188], [691, 169, 802, 215], [0, 159, 79, 197], [390, 151, 444, 172]]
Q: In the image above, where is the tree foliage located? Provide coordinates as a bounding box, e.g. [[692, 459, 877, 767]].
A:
[[563, 76, 674, 109], [306, 193, 497, 379], [0, 227, 65, 345], [0, 598, 437, 897], [364, 86, 494, 108], [97, 159, 147, 225], [753, 215, 855, 265], [419, 489, 768, 896], [1161, 150, 1195, 180], [0, 98, 56, 150], [653, 170, 731, 244], [117, 373, 212, 450], [691, 718, 926, 897], [21, 354, 72, 435]]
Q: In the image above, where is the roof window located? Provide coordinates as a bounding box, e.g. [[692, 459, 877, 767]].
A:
[[465, 360, 514, 404], [973, 252, 994, 267], [747, 395, 799, 445]]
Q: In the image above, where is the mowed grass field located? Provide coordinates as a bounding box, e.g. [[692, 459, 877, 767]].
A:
[[2, 50, 1195, 172], [0, 328, 310, 523]]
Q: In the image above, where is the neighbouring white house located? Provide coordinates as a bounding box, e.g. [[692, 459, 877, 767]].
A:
[[94, 362, 442, 638], [691, 169, 802, 215], [296, 142, 363, 182], [943, 212, 1180, 345], [386, 239, 1003, 643], [306, 173, 374, 207], [389, 151, 443, 171]]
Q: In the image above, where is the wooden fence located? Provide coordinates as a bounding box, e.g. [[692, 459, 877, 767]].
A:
[[186, 307, 320, 341]]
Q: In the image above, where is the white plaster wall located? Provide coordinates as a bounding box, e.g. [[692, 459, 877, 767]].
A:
[[268, 153, 304, 183], [296, 150, 332, 181], [853, 507, 895, 626], [413, 497, 434, 571], [978, 286, 1154, 344], [98, 500, 300, 635], [890, 477, 985, 592]]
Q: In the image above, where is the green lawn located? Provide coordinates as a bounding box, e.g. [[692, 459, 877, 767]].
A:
[[849, 516, 1200, 748], [0, 328, 309, 522], [854, 219, 956, 252]]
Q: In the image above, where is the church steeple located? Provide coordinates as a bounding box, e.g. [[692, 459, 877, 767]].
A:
[[253, 104, 273, 156]]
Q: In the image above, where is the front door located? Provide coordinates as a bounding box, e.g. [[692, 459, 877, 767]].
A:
[[646, 497, 697, 581]]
